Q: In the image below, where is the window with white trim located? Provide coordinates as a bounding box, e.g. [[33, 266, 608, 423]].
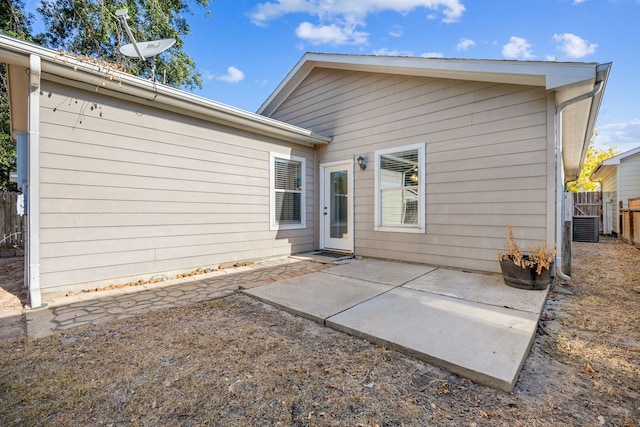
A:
[[270, 153, 306, 230], [374, 143, 425, 233]]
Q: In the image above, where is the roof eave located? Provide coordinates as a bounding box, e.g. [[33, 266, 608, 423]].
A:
[[590, 145, 640, 180], [561, 62, 612, 182], [589, 163, 613, 181], [0, 34, 330, 147], [258, 52, 601, 117]]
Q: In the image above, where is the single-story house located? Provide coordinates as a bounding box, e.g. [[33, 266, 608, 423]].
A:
[[0, 34, 610, 307], [590, 146, 640, 235]]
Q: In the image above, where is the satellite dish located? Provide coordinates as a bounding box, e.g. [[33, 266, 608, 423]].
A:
[[119, 38, 175, 59], [115, 8, 174, 82]]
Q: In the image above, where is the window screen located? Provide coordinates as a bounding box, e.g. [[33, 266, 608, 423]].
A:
[[374, 143, 425, 232], [270, 154, 305, 229]]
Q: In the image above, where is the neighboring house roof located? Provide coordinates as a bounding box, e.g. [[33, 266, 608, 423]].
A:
[[0, 34, 331, 147], [591, 145, 640, 180], [258, 52, 611, 181]]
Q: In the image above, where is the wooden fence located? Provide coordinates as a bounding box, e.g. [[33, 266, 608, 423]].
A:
[[0, 192, 25, 250], [573, 192, 602, 234], [621, 197, 640, 248], [573, 192, 601, 217]]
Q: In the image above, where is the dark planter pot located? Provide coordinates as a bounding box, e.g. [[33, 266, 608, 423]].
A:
[[499, 259, 554, 291]]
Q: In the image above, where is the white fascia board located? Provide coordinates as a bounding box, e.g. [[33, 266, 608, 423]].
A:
[[560, 62, 611, 182], [257, 54, 315, 116], [258, 52, 599, 116], [602, 145, 640, 166], [0, 34, 330, 146], [310, 53, 597, 89]]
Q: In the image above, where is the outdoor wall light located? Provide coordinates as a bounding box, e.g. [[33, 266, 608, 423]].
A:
[[357, 155, 367, 171]]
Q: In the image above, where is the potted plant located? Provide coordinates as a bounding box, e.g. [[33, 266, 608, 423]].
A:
[[497, 227, 556, 290]]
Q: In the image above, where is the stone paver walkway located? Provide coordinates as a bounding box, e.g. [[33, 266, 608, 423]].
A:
[[22, 258, 331, 340]]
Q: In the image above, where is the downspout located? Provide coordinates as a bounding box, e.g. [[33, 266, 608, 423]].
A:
[[28, 54, 42, 308], [554, 80, 604, 281]]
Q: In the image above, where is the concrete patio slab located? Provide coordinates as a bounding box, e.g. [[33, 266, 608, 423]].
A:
[[326, 286, 540, 392], [243, 260, 549, 392], [323, 258, 436, 285], [403, 268, 548, 314], [243, 272, 394, 323]]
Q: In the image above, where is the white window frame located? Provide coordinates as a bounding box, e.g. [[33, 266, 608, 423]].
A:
[[374, 142, 426, 233], [269, 152, 306, 230]]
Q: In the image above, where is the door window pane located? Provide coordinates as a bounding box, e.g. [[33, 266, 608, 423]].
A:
[[330, 171, 348, 238]]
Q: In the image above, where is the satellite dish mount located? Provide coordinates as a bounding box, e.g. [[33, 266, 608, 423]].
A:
[[116, 8, 175, 82]]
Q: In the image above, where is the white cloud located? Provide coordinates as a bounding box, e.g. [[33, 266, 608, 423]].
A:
[[250, 0, 466, 45], [597, 119, 640, 152], [553, 33, 597, 59], [421, 52, 444, 58], [296, 21, 368, 45], [372, 47, 414, 56], [572, 0, 587, 4], [456, 37, 476, 51], [436, 0, 466, 23], [217, 66, 245, 84], [250, 0, 466, 24], [201, 70, 216, 82], [388, 25, 404, 38], [502, 36, 534, 60]]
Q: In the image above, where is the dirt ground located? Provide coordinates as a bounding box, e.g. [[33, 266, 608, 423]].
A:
[[0, 257, 26, 316], [0, 237, 638, 426]]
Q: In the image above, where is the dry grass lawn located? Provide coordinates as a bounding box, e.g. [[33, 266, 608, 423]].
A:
[[0, 237, 639, 426]]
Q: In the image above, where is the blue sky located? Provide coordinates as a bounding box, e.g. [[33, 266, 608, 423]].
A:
[[21, 0, 639, 153], [175, 0, 640, 154]]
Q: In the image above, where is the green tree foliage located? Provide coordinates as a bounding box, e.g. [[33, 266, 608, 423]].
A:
[[0, 0, 32, 39], [567, 133, 619, 193], [0, 70, 18, 191], [0, 0, 33, 191], [37, 0, 210, 89]]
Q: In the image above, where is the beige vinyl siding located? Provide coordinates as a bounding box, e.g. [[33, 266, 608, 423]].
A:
[[600, 168, 617, 193], [619, 153, 640, 208], [271, 68, 551, 273], [38, 81, 315, 294]]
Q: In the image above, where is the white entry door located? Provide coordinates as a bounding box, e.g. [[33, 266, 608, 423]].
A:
[[321, 162, 353, 252]]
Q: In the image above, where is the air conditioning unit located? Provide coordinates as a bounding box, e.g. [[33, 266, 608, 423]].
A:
[[572, 216, 599, 243]]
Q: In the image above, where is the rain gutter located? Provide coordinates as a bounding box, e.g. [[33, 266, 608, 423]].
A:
[[554, 80, 604, 281]]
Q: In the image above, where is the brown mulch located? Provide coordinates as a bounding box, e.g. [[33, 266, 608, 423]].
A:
[[0, 237, 638, 426]]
